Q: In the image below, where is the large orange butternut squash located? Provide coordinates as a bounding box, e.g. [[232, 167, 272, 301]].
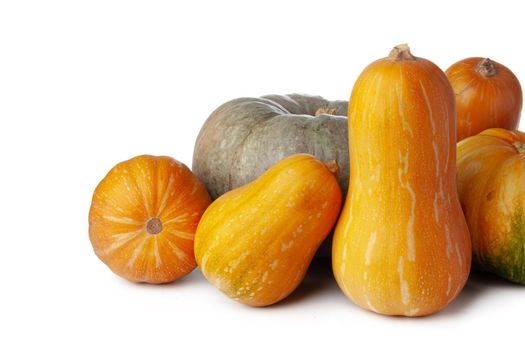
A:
[[332, 45, 472, 316]]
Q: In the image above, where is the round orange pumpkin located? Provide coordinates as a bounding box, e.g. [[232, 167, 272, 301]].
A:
[[457, 128, 525, 284], [446, 57, 522, 141], [89, 155, 211, 284]]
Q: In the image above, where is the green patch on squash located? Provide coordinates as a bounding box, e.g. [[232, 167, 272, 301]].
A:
[[487, 206, 525, 284]]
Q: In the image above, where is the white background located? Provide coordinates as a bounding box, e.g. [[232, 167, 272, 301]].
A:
[[1, 0, 524, 349]]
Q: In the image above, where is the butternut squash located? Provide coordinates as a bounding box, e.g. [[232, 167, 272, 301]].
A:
[[195, 154, 342, 306], [332, 45, 472, 316]]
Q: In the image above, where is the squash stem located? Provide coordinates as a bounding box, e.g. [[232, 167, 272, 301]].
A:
[[146, 218, 163, 234], [476, 58, 497, 78], [324, 160, 340, 178], [513, 141, 525, 154], [388, 44, 416, 61], [314, 107, 338, 116]]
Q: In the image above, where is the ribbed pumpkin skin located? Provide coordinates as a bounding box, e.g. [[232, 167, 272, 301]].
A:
[[193, 94, 349, 199], [332, 46, 472, 316], [89, 155, 212, 284], [446, 57, 523, 141], [195, 154, 342, 306], [457, 128, 525, 284]]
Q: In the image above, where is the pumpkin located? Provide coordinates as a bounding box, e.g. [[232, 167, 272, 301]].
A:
[[194, 153, 342, 306], [457, 128, 525, 284], [192, 93, 349, 199], [446, 57, 523, 141], [332, 44, 472, 316], [89, 155, 212, 284]]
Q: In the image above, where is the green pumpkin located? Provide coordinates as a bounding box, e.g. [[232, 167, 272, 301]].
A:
[[192, 94, 349, 199]]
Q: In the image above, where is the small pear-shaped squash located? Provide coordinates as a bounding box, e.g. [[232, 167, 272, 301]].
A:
[[195, 154, 342, 306], [332, 45, 472, 316]]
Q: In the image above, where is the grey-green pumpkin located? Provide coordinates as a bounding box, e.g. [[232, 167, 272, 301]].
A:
[[192, 94, 349, 200]]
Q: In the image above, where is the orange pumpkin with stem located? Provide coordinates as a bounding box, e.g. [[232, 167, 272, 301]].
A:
[[89, 155, 211, 284], [446, 57, 522, 141], [332, 44, 472, 316]]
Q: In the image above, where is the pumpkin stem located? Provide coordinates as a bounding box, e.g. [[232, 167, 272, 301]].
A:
[[388, 44, 416, 61], [146, 218, 163, 235], [324, 160, 340, 178], [315, 107, 338, 116], [476, 58, 497, 78], [513, 141, 525, 154]]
